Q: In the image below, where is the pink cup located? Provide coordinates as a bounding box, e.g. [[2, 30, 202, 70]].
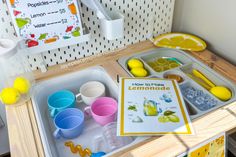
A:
[[84, 97, 118, 126]]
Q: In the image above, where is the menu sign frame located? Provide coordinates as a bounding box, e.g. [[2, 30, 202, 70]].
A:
[[7, 0, 89, 53]]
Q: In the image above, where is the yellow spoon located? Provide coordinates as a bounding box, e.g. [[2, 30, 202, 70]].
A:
[[187, 74, 211, 90], [192, 69, 215, 88], [192, 69, 232, 101]]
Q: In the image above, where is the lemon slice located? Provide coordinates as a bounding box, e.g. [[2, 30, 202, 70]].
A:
[[152, 33, 207, 52], [156, 58, 168, 65], [168, 62, 180, 69], [147, 61, 157, 67], [153, 66, 163, 72]]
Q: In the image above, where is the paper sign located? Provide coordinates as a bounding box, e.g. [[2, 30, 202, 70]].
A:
[[118, 78, 194, 136], [177, 133, 226, 157], [7, 0, 83, 49]]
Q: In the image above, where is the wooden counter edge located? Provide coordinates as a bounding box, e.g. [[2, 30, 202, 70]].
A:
[[6, 40, 236, 157]]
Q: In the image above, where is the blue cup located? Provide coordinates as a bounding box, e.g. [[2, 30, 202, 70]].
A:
[[53, 108, 85, 139], [48, 90, 76, 118]]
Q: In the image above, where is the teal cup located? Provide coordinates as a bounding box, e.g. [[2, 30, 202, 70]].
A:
[[48, 90, 76, 118]]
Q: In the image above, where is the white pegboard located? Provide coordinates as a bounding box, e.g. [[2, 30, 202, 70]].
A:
[[0, 0, 175, 70]]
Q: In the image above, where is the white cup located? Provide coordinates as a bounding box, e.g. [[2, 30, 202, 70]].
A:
[[76, 81, 105, 105]]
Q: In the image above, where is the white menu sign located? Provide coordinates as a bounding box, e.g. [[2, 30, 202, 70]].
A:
[[7, 0, 84, 51]]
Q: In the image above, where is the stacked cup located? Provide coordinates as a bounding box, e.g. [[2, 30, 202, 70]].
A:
[[48, 89, 83, 139], [77, 81, 118, 126], [47, 81, 118, 139]]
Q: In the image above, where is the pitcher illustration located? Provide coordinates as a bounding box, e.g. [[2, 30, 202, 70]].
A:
[[143, 98, 162, 116]]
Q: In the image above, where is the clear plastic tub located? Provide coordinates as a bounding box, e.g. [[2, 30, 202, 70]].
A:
[[32, 66, 148, 157]]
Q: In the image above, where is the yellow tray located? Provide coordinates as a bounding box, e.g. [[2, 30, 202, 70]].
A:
[[152, 33, 207, 52]]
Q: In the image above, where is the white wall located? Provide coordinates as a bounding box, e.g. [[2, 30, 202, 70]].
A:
[[173, 0, 236, 65]]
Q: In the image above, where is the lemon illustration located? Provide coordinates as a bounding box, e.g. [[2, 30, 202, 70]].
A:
[[158, 116, 169, 123], [13, 77, 31, 94], [130, 68, 148, 77], [0, 88, 21, 105], [127, 58, 143, 69], [167, 115, 180, 123]]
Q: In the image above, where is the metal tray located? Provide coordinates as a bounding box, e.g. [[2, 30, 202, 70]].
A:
[[32, 66, 148, 157], [118, 48, 236, 119]]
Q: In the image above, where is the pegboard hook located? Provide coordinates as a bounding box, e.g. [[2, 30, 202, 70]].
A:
[[81, 0, 124, 40]]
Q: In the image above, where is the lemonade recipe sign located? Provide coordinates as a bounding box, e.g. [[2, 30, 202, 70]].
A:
[[118, 78, 194, 136], [7, 0, 83, 50]]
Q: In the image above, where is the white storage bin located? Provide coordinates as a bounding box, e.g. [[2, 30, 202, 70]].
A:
[[32, 66, 147, 157]]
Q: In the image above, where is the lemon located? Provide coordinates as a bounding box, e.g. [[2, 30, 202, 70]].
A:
[[13, 77, 31, 94], [130, 68, 148, 77], [210, 86, 232, 101], [153, 33, 207, 52], [0, 88, 21, 105], [127, 58, 143, 69]]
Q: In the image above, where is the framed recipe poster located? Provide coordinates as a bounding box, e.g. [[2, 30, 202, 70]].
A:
[[177, 132, 226, 157], [6, 0, 86, 53], [117, 78, 194, 136]]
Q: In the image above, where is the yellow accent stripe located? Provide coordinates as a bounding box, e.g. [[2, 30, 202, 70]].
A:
[[119, 78, 192, 135], [172, 80, 192, 134], [120, 78, 125, 135], [121, 132, 192, 136]]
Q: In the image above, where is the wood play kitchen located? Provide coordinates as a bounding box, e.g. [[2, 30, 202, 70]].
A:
[[1, 0, 236, 157]]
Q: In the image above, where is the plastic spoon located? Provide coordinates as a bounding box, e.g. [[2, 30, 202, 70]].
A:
[[192, 69, 232, 101], [187, 74, 211, 90], [192, 69, 215, 88]]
